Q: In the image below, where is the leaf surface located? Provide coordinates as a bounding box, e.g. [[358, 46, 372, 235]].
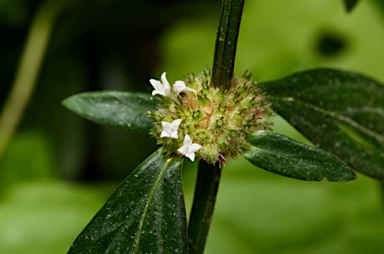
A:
[[68, 149, 187, 253], [244, 132, 356, 181], [259, 68, 384, 180], [62, 91, 156, 132]]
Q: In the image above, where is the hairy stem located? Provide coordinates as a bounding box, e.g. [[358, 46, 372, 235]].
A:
[[212, 0, 244, 89], [188, 1, 245, 253], [188, 161, 221, 254]]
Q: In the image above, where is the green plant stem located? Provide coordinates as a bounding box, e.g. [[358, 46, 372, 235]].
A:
[[0, 0, 66, 160], [188, 1, 244, 253], [188, 161, 222, 254], [212, 0, 244, 89]]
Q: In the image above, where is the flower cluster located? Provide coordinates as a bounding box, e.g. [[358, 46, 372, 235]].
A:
[[149, 73, 202, 161], [148, 68, 272, 165]]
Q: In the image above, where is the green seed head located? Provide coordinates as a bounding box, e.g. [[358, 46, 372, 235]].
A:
[[149, 68, 273, 165]]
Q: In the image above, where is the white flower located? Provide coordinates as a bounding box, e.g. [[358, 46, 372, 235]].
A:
[[161, 119, 182, 139], [150, 72, 171, 97], [177, 134, 202, 161], [173, 81, 197, 95]]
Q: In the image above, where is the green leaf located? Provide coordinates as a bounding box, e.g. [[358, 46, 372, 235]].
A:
[[259, 68, 384, 180], [344, 0, 359, 12], [62, 91, 156, 132], [68, 149, 187, 254], [244, 132, 356, 182]]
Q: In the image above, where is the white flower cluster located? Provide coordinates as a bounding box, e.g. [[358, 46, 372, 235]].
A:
[[150, 72, 201, 161], [149, 72, 196, 97]]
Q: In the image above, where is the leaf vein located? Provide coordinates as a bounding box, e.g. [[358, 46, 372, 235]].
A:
[[279, 97, 384, 143], [133, 158, 171, 253]]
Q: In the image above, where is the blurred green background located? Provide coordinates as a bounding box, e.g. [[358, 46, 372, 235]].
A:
[[1, 0, 384, 253]]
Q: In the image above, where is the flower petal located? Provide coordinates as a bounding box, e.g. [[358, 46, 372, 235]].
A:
[[177, 146, 188, 155], [160, 119, 181, 139], [150, 72, 171, 97], [161, 72, 170, 88], [173, 81, 197, 95], [152, 90, 167, 96], [183, 134, 193, 146], [171, 119, 182, 129], [185, 152, 196, 161], [191, 143, 202, 151], [178, 134, 202, 161]]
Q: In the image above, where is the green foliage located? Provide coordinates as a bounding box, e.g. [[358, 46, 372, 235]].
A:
[[259, 68, 384, 180], [0, 131, 56, 193], [344, 0, 359, 12], [0, 181, 108, 254], [62, 91, 156, 132], [244, 132, 356, 181], [205, 162, 384, 253], [161, 0, 384, 82], [68, 149, 187, 254], [3, 0, 384, 253], [0, 0, 28, 25]]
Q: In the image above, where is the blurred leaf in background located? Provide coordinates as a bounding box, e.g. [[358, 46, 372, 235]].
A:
[[205, 158, 384, 254], [160, 0, 384, 82], [0, 181, 111, 254], [0, 130, 56, 193]]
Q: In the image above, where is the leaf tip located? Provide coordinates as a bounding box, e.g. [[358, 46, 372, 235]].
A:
[[327, 170, 357, 182], [61, 95, 77, 111]]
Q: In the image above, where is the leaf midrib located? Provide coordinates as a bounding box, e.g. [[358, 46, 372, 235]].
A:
[[249, 145, 317, 168], [272, 96, 384, 143], [133, 158, 173, 253]]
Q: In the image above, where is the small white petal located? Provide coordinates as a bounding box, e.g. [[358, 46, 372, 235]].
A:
[[161, 72, 170, 88], [191, 143, 202, 151], [178, 134, 201, 161], [173, 81, 197, 95], [152, 89, 167, 96], [171, 119, 182, 128], [149, 79, 161, 90], [150, 72, 171, 97], [173, 81, 187, 95], [185, 151, 196, 161], [177, 146, 188, 155], [160, 119, 181, 139], [183, 134, 193, 146]]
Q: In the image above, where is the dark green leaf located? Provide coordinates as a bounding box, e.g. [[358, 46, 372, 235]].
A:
[[259, 68, 384, 180], [344, 0, 359, 12], [244, 132, 356, 182], [62, 91, 156, 132], [68, 149, 187, 254]]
